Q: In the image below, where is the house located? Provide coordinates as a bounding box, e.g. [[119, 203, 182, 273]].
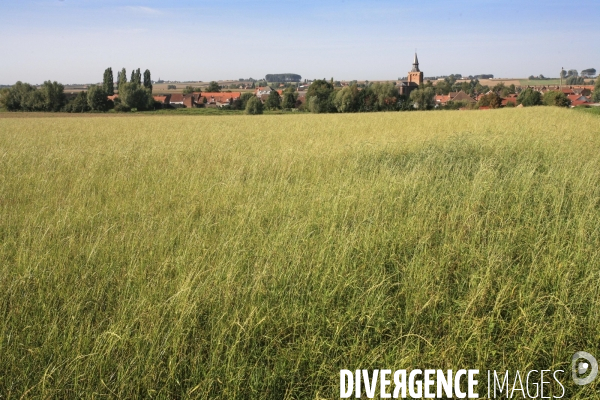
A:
[[254, 86, 274, 97], [169, 93, 185, 107], [153, 95, 170, 107], [197, 92, 242, 107], [434, 90, 476, 106], [183, 94, 196, 108], [501, 94, 518, 107]]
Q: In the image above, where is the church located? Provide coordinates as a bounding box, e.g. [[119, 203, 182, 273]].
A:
[[398, 53, 423, 97]]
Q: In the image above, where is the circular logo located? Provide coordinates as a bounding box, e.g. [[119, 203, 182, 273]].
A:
[[572, 351, 598, 385]]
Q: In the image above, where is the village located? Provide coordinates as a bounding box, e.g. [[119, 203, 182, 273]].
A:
[[133, 55, 598, 110]]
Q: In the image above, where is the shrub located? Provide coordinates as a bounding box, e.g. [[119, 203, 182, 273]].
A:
[[245, 96, 263, 115]]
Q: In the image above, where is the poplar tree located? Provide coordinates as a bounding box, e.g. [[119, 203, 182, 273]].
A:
[[134, 69, 142, 86], [103, 68, 114, 96], [143, 69, 152, 91], [117, 68, 127, 91]]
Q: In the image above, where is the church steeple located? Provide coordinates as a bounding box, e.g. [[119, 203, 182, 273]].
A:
[[411, 52, 420, 72], [407, 52, 423, 86]]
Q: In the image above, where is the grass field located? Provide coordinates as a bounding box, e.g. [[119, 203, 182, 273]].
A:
[[1, 108, 600, 398]]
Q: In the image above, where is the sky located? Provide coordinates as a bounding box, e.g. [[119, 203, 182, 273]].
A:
[[0, 0, 599, 84]]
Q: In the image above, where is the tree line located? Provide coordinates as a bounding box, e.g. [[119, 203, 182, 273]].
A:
[[265, 74, 302, 83], [0, 67, 155, 112]]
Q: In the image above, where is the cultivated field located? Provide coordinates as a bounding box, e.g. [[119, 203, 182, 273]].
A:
[[1, 109, 600, 398]]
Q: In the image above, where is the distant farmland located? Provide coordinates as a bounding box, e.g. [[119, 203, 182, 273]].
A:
[[1, 109, 600, 398]]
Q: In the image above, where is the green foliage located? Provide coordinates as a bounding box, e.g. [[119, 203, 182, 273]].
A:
[[117, 68, 127, 90], [434, 76, 457, 95], [103, 68, 114, 96], [119, 82, 154, 111], [281, 90, 297, 109], [64, 91, 90, 113], [517, 88, 542, 107], [167, 85, 176, 90], [0, 81, 65, 112], [492, 82, 511, 97], [593, 80, 600, 102], [143, 69, 152, 92], [41, 81, 66, 112], [332, 85, 360, 113], [543, 91, 571, 108], [239, 92, 255, 109], [306, 79, 335, 113], [206, 81, 221, 92], [581, 68, 596, 77], [264, 90, 281, 110], [87, 85, 109, 112], [244, 96, 263, 114], [566, 76, 585, 85], [265, 73, 301, 82], [369, 82, 400, 111], [477, 92, 502, 109], [409, 87, 435, 110], [183, 86, 201, 95]]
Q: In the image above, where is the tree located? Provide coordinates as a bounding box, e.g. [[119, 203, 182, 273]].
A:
[[264, 90, 281, 109], [566, 76, 585, 85], [119, 82, 154, 111], [65, 91, 90, 113], [567, 69, 578, 78], [560, 69, 568, 79], [87, 85, 109, 111], [206, 81, 221, 92], [477, 92, 502, 108], [581, 68, 596, 78], [0, 88, 9, 110], [167, 85, 176, 90], [332, 85, 360, 113], [281, 90, 298, 109], [183, 86, 201, 95], [305, 79, 334, 113], [41, 81, 66, 112], [370, 82, 400, 111], [135, 69, 142, 85], [1, 81, 47, 111], [593, 79, 600, 102], [517, 88, 542, 106], [409, 87, 435, 110], [143, 69, 152, 91], [239, 92, 255, 109], [542, 91, 571, 107], [265, 73, 302, 82], [117, 68, 127, 91], [103, 68, 114, 96], [245, 96, 263, 115]]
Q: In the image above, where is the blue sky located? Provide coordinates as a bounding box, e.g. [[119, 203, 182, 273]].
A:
[[0, 0, 598, 84]]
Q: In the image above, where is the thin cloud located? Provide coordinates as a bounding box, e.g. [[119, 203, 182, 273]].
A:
[[124, 6, 162, 15]]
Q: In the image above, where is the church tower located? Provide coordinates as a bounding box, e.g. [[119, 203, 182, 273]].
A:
[[407, 53, 423, 86]]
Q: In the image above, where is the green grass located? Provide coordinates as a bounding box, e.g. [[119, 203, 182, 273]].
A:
[[574, 106, 600, 116], [1, 108, 600, 398]]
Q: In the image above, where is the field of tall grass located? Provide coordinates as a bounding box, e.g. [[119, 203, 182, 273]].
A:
[[1, 108, 600, 398]]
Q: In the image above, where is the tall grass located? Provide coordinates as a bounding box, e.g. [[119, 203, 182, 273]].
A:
[[1, 108, 600, 398]]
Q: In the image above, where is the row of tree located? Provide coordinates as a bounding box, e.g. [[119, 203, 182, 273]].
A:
[[0, 68, 156, 112]]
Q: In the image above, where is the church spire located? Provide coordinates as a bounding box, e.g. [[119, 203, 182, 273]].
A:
[[411, 52, 420, 72]]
